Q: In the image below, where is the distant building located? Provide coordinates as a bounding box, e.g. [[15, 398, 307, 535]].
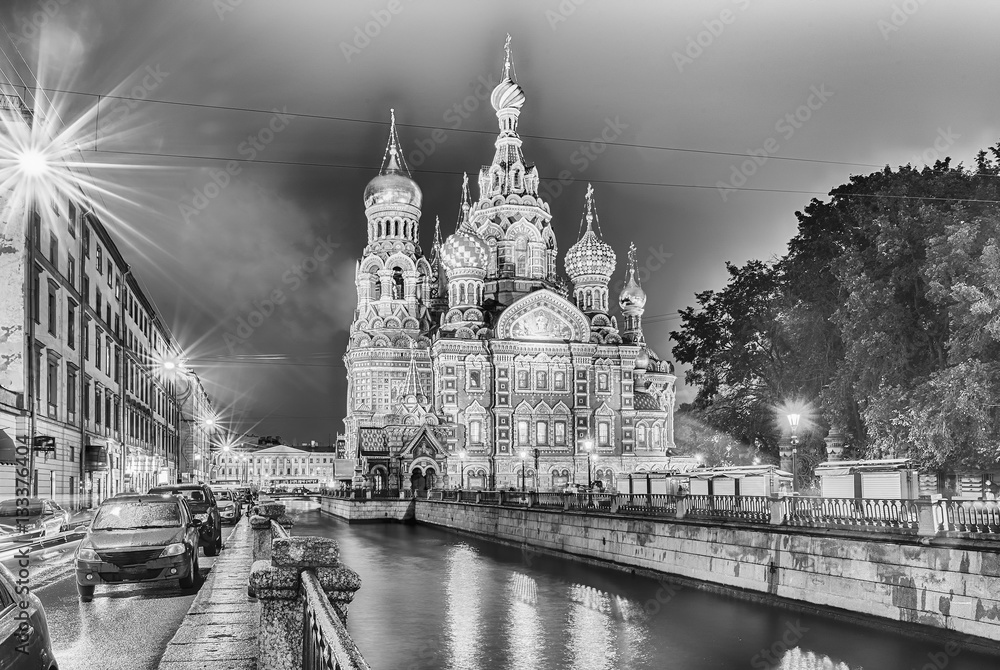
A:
[[210, 443, 352, 489], [0, 89, 216, 504], [342, 39, 677, 492]]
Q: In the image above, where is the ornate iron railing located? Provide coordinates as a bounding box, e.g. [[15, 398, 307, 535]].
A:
[[935, 499, 1000, 533], [783, 496, 920, 532], [687, 495, 773, 523], [302, 571, 371, 670], [565, 493, 616, 512], [533, 493, 565, 509]]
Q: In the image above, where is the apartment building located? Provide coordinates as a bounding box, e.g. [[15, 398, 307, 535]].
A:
[[0, 92, 216, 505]]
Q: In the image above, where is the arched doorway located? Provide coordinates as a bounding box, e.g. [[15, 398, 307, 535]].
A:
[[372, 467, 387, 493], [410, 470, 425, 491]]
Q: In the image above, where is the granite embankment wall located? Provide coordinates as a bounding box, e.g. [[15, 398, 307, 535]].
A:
[[414, 499, 1000, 648], [319, 495, 415, 523]]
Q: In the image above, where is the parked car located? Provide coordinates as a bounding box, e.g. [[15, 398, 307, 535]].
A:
[[0, 498, 71, 543], [74, 494, 202, 601], [0, 562, 59, 669], [148, 484, 223, 556], [211, 488, 242, 525]]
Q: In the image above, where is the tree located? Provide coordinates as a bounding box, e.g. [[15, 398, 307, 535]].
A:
[[672, 146, 1000, 471]]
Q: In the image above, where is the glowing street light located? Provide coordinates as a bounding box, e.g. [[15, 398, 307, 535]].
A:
[[787, 413, 801, 492], [17, 147, 49, 177]]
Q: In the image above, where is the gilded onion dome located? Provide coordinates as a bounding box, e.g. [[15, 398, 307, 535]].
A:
[[565, 184, 616, 279], [441, 174, 489, 273], [491, 34, 526, 112], [619, 242, 647, 310], [364, 109, 422, 209]]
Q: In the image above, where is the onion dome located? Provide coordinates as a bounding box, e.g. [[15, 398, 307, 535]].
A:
[[441, 173, 488, 273], [618, 242, 647, 310], [634, 348, 650, 370], [633, 391, 661, 411], [565, 184, 616, 279], [442, 226, 488, 273], [364, 109, 422, 209], [491, 34, 526, 112]]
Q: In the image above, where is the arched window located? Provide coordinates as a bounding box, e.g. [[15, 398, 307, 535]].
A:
[[637, 424, 647, 447], [469, 420, 483, 444], [652, 425, 661, 449], [392, 267, 404, 299], [459, 283, 467, 305], [371, 271, 381, 300]]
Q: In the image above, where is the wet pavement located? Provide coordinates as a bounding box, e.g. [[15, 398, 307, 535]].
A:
[[1, 521, 240, 670]]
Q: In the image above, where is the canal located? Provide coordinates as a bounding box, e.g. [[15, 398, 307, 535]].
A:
[[286, 503, 996, 670]]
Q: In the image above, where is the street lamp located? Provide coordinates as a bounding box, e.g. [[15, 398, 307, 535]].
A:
[[459, 450, 466, 490], [787, 413, 801, 492], [590, 451, 599, 491], [520, 450, 527, 492], [582, 439, 593, 488]]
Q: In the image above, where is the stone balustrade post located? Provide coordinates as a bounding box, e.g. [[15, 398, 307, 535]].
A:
[[769, 497, 787, 525], [475, 491, 483, 504], [499, 490, 505, 506], [563, 493, 571, 511], [251, 502, 290, 565], [916, 500, 939, 538], [250, 536, 361, 670], [528, 491, 537, 508], [610, 495, 620, 514], [675, 496, 691, 520]]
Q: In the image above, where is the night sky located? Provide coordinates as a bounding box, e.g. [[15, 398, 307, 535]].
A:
[[3, 1, 999, 444]]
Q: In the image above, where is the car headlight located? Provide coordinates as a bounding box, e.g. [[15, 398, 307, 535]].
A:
[[160, 543, 186, 557], [77, 546, 100, 561]]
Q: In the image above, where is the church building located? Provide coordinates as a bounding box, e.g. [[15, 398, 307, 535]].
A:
[[342, 38, 677, 492]]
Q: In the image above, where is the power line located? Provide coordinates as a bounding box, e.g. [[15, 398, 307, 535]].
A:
[[1, 81, 887, 170]]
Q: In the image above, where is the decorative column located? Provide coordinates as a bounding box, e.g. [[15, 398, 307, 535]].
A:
[[823, 423, 847, 461]]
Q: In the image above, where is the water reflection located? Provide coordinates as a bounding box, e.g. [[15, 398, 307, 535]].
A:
[[284, 506, 999, 670], [445, 543, 484, 669]]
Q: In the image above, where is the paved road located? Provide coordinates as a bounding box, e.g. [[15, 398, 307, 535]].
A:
[[1, 524, 239, 670]]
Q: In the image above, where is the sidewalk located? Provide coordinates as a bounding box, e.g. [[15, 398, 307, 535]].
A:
[[157, 517, 259, 670]]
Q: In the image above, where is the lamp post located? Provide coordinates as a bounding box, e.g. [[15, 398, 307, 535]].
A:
[[590, 452, 598, 490], [397, 456, 404, 491], [459, 450, 466, 489], [583, 440, 593, 488], [787, 413, 800, 492], [520, 450, 527, 492]]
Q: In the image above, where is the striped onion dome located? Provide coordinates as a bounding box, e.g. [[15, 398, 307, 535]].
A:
[[491, 77, 526, 112]]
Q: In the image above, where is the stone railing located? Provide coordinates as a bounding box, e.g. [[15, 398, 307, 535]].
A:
[[425, 490, 1000, 540], [249, 502, 371, 670]]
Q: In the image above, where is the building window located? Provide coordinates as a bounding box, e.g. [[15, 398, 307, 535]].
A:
[[83, 225, 90, 257], [46, 359, 58, 410], [47, 283, 57, 336], [637, 424, 647, 447], [31, 209, 41, 247], [517, 370, 529, 390], [598, 421, 610, 446], [82, 276, 89, 307], [554, 421, 566, 445], [83, 318, 90, 360], [95, 387, 102, 424], [83, 381, 90, 420], [517, 420, 529, 445], [67, 365, 77, 414], [598, 372, 609, 392], [536, 371, 547, 390], [49, 236, 58, 272], [67, 302, 76, 348], [554, 371, 566, 391], [535, 421, 547, 445], [468, 369, 481, 390], [469, 420, 482, 445], [68, 201, 77, 237], [96, 244, 103, 273], [95, 333, 102, 369], [32, 267, 40, 323], [96, 290, 102, 317], [67, 256, 75, 287], [106, 261, 112, 287]]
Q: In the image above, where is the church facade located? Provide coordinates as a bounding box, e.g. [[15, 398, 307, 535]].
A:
[[342, 39, 677, 492]]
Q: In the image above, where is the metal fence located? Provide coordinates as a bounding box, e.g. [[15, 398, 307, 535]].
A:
[[409, 490, 1000, 539], [302, 571, 371, 670]]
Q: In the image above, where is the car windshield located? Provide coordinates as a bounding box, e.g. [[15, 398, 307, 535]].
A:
[[0, 499, 43, 517], [214, 490, 233, 501], [151, 488, 205, 502], [92, 502, 181, 530]]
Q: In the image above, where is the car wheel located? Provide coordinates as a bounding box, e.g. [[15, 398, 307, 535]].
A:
[[204, 527, 220, 557], [179, 550, 198, 589], [78, 583, 95, 601]]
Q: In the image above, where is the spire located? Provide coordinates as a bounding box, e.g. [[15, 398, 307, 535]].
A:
[[502, 33, 513, 81], [402, 338, 421, 398], [380, 108, 410, 177], [619, 241, 647, 344], [457, 172, 472, 230], [432, 216, 443, 253]]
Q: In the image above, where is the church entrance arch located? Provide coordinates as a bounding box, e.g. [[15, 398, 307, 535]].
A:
[[409, 457, 439, 491]]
